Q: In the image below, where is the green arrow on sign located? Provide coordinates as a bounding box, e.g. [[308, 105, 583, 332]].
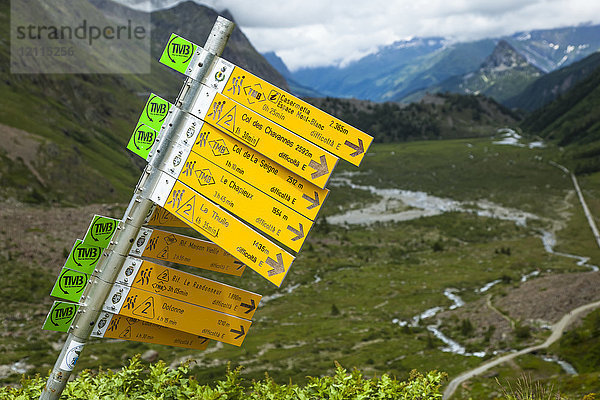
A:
[[82, 215, 118, 248], [159, 33, 197, 74], [50, 267, 90, 303], [42, 301, 79, 332]]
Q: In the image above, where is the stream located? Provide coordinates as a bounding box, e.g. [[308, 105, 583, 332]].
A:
[[326, 163, 592, 375]]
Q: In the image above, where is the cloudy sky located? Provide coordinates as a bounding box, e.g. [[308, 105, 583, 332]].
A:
[[133, 0, 600, 71]]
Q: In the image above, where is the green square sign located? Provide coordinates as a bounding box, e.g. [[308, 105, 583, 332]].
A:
[[127, 123, 158, 160], [43, 301, 79, 332], [50, 267, 90, 303], [159, 33, 197, 74], [82, 215, 118, 248]]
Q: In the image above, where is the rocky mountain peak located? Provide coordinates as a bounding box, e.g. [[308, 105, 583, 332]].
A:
[[481, 39, 530, 71]]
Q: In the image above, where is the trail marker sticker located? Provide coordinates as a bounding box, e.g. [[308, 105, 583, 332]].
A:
[[116, 257, 261, 318], [82, 215, 119, 248], [130, 227, 246, 276], [159, 34, 197, 74], [144, 205, 189, 228], [50, 267, 90, 303], [43, 301, 79, 332], [103, 283, 252, 346], [64, 239, 103, 274], [91, 312, 210, 350], [149, 173, 295, 287], [138, 93, 172, 131], [127, 123, 158, 159]]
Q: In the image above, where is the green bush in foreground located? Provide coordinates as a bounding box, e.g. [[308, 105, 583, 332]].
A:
[[1, 356, 445, 399]]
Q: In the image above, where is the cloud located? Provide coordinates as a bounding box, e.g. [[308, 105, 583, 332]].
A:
[[132, 0, 600, 70]]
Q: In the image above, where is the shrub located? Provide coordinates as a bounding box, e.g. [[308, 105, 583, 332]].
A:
[[0, 356, 446, 400]]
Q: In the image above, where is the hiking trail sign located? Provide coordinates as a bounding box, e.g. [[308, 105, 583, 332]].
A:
[[40, 17, 372, 400]]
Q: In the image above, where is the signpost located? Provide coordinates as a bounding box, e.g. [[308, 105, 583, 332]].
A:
[[41, 16, 373, 400], [130, 227, 246, 276], [40, 17, 237, 400], [91, 312, 210, 350], [102, 283, 251, 346], [115, 257, 261, 319]]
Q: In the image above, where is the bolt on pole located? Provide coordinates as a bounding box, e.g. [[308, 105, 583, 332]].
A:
[[39, 16, 234, 400]]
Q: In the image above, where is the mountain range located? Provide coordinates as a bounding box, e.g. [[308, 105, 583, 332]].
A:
[[274, 23, 600, 104], [0, 0, 286, 205]]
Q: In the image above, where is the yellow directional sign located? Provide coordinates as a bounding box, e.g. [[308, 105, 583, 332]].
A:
[[159, 34, 373, 166], [209, 61, 373, 167], [103, 283, 252, 346], [150, 174, 295, 287], [190, 123, 329, 220], [116, 257, 261, 319], [145, 205, 189, 228], [130, 227, 246, 276], [91, 312, 210, 350], [176, 149, 313, 252], [191, 88, 338, 189]]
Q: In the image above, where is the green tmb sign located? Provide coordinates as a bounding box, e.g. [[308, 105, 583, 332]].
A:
[[138, 93, 171, 132], [43, 301, 79, 332], [64, 239, 103, 274], [50, 267, 90, 303], [159, 33, 196, 74], [127, 123, 158, 160], [83, 215, 118, 248]]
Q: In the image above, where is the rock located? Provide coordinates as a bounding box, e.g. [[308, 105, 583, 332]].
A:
[[141, 349, 159, 363]]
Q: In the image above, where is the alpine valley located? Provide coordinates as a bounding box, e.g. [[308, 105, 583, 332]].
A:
[[1, 1, 600, 399]]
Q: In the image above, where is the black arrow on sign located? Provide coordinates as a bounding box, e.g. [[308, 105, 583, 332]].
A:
[[302, 191, 320, 210], [309, 155, 329, 180], [266, 253, 284, 277], [233, 260, 246, 270], [239, 299, 256, 314], [344, 138, 364, 157], [287, 223, 304, 241], [230, 325, 245, 340]]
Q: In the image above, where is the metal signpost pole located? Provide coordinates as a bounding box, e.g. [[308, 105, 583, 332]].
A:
[[39, 17, 234, 400]]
